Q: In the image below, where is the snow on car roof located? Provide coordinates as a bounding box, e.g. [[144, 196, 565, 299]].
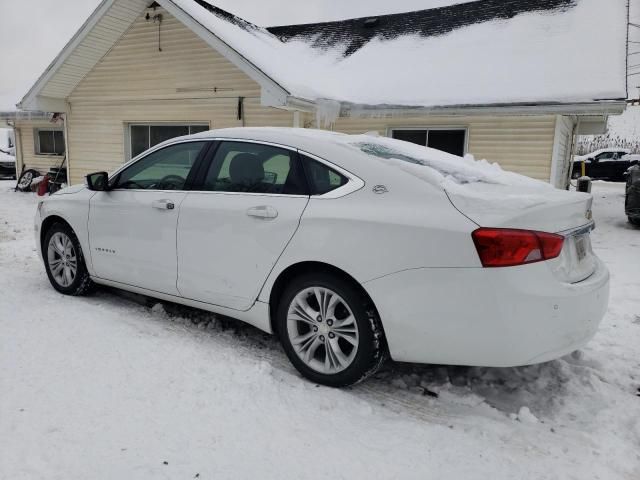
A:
[[0, 151, 15, 162], [575, 148, 631, 159], [191, 127, 548, 189], [174, 0, 627, 108]]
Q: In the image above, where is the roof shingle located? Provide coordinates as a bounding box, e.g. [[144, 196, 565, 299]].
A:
[[268, 0, 576, 56]]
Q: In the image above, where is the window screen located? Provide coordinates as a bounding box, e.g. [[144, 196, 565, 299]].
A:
[[392, 129, 466, 157], [36, 129, 65, 156], [130, 124, 209, 158]]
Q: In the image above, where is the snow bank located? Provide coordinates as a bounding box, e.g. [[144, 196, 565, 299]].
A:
[[1, 180, 640, 479], [170, 0, 627, 107]]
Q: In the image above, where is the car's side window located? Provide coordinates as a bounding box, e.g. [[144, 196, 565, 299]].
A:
[[203, 141, 307, 195], [114, 142, 206, 190], [300, 155, 348, 195], [595, 152, 613, 162]]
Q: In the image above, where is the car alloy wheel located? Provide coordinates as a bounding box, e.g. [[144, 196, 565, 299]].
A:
[[286, 286, 360, 374], [47, 232, 78, 288]]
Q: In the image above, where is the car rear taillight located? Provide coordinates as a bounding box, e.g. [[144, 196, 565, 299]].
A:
[[472, 228, 564, 268]]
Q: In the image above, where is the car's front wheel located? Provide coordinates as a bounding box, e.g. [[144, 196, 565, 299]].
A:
[[43, 223, 94, 295], [277, 272, 386, 387]]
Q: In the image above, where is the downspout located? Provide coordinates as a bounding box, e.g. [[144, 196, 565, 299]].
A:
[[9, 121, 25, 176], [566, 116, 581, 190], [62, 104, 72, 185]]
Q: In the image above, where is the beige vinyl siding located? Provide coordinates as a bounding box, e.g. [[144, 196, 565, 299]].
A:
[[40, 0, 149, 100], [66, 8, 292, 184], [331, 115, 557, 181], [13, 120, 66, 176]]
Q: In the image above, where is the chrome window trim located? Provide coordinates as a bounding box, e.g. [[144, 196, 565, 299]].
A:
[[107, 137, 365, 199], [183, 191, 309, 199]]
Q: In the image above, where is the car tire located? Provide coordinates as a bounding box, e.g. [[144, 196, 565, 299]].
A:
[[277, 272, 386, 387], [16, 169, 39, 192], [629, 217, 640, 227], [43, 222, 94, 296]]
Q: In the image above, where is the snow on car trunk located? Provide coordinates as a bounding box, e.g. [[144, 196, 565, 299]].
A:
[[445, 183, 597, 283], [348, 135, 597, 282]]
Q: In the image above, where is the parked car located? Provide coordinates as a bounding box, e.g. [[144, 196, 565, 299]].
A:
[[35, 128, 609, 387], [572, 148, 636, 181], [0, 149, 16, 179], [625, 164, 640, 226]]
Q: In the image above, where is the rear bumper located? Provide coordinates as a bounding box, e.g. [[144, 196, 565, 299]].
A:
[[364, 258, 609, 367]]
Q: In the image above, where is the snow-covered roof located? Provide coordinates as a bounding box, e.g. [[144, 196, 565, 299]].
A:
[[176, 0, 628, 109], [19, 0, 629, 114]]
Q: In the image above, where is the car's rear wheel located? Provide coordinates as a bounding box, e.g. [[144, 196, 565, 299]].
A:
[[43, 223, 93, 295], [277, 272, 386, 387]]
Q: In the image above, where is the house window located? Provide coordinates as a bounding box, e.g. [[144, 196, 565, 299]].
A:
[[391, 128, 467, 157], [35, 129, 65, 156], [129, 124, 209, 158]]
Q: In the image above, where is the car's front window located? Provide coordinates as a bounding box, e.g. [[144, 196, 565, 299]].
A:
[[114, 142, 206, 191]]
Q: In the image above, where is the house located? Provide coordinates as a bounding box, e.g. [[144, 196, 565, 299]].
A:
[[1, 0, 629, 188]]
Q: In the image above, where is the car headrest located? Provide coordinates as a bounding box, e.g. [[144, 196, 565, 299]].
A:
[[229, 153, 264, 187]]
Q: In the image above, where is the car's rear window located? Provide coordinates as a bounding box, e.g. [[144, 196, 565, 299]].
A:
[[354, 142, 426, 166]]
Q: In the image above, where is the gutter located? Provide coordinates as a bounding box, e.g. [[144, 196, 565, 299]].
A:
[[280, 96, 627, 118], [0, 111, 53, 121], [338, 101, 628, 118]]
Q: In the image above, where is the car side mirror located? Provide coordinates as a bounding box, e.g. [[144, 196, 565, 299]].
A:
[[86, 172, 110, 191]]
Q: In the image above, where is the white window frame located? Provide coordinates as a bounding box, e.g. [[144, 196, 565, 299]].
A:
[[124, 122, 210, 161], [34, 128, 65, 156], [387, 126, 469, 155]]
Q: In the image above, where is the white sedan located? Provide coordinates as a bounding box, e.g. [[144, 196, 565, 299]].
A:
[[36, 128, 609, 387]]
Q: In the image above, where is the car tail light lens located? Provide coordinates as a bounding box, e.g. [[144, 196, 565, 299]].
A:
[[472, 228, 564, 268]]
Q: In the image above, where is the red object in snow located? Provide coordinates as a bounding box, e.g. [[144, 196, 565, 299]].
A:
[[37, 176, 50, 196]]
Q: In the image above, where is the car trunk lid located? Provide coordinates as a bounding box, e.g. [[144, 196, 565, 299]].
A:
[[446, 183, 596, 283]]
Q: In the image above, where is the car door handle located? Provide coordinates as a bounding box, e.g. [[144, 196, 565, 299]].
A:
[[152, 199, 175, 210], [246, 205, 278, 219]]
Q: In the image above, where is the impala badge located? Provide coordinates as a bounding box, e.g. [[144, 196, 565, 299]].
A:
[[373, 185, 388, 194]]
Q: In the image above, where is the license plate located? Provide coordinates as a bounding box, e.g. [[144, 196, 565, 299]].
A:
[[575, 234, 588, 261]]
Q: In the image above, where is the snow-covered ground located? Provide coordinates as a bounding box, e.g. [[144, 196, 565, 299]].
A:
[[1, 180, 639, 479]]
